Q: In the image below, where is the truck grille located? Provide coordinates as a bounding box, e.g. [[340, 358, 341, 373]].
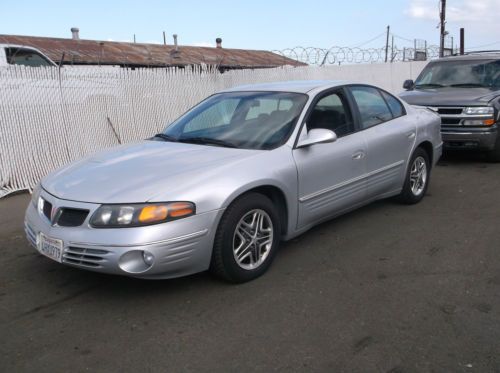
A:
[[441, 117, 462, 125], [437, 107, 463, 115], [427, 106, 465, 127]]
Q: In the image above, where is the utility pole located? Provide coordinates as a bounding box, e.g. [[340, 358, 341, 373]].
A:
[[385, 25, 390, 63], [391, 35, 394, 62], [439, 0, 446, 57], [460, 28, 465, 55]]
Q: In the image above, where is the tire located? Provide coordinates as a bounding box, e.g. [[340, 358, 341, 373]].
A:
[[210, 193, 281, 283], [486, 136, 500, 162], [398, 147, 431, 204]]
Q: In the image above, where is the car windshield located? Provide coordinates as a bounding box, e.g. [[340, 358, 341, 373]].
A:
[[415, 59, 500, 88], [157, 91, 308, 150]]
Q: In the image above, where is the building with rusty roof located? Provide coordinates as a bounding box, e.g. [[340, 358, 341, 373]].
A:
[[0, 30, 304, 70]]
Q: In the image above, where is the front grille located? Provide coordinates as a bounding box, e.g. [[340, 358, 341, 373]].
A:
[[63, 246, 110, 268], [57, 208, 89, 227], [437, 107, 463, 115], [42, 199, 52, 221], [441, 118, 461, 125]]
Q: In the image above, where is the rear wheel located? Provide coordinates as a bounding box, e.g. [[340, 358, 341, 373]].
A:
[[398, 147, 430, 204], [210, 193, 281, 283]]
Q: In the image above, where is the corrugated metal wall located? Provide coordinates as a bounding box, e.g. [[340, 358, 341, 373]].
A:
[[0, 62, 427, 198]]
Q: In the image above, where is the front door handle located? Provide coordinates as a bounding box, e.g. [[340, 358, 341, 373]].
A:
[[352, 151, 365, 160]]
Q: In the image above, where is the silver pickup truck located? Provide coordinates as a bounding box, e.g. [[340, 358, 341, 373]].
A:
[[399, 53, 500, 162]]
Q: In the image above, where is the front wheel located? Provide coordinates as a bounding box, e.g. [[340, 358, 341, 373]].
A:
[[210, 193, 281, 283], [398, 147, 430, 204], [486, 135, 500, 162]]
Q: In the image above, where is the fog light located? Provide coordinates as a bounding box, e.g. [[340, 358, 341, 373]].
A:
[[143, 251, 155, 266]]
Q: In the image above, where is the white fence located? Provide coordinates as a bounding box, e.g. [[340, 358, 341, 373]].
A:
[[0, 61, 427, 198]]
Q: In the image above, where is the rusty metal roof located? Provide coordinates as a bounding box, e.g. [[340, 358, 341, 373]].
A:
[[0, 34, 305, 69]]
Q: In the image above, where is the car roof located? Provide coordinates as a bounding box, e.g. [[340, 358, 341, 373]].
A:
[[221, 80, 352, 94]]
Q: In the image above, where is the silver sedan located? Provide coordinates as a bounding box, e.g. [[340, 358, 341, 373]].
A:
[[25, 80, 442, 282]]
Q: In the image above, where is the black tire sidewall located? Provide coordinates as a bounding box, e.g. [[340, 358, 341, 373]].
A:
[[213, 193, 281, 283]]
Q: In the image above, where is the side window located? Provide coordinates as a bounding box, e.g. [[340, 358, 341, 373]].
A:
[[5, 48, 53, 67], [184, 99, 239, 133], [350, 86, 393, 129], [381, 91, 405, 118], [306, 91, 354, 137]]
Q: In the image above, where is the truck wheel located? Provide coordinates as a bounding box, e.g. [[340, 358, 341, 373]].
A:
[[398, 147, 430, 204], [486, 136, 500, 162], [210, 193, 281, 283]]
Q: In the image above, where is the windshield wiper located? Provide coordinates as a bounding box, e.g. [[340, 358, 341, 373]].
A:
[[178, 137, 237, 148], [448, 83, 487, 88], [414, 83, 446, 88], [152, 133, 178, 142]]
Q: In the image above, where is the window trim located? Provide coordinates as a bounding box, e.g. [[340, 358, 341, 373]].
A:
[[346, 84, 407, 131], [292, 85, 359, 149]]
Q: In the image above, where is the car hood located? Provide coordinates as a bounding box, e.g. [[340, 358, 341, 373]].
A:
[[42, 140, 260, 203], [399, 87, 499, 106]]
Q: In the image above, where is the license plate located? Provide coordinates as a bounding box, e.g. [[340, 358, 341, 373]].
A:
[[37, 233, 63, 263]]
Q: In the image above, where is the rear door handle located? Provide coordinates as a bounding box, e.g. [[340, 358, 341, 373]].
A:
[[407, 132, 416, 139], [352, 151, 365, 160]]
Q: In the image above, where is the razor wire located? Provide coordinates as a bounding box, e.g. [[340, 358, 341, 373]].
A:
[[272, 45, 441, 65]]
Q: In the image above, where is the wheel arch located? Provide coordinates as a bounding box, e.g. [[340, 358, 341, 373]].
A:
[[222, 184, 290, 237], [416, 140, 434, 166]]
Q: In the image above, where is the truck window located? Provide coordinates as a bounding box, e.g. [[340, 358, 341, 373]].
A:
[[415, 59, 500, 88], [5, 47, 54, 67]]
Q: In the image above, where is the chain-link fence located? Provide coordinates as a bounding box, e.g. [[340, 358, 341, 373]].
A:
[[0, 61, 427, 198]]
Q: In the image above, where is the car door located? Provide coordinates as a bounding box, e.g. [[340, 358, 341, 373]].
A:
[[348, 85, 416, 198], [293, 88, 367, 228]]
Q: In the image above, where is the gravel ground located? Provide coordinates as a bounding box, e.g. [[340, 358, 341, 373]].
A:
[[0, 152, 499, 372]]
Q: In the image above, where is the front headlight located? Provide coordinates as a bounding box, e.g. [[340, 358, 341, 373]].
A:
[[464, 106, 494, 115], [90, 202, 195, 228]]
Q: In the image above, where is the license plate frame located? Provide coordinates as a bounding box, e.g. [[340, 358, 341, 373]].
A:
[[37, 233, 63, 263]]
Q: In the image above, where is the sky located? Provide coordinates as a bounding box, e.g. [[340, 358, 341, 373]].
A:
[[0, 0, 499, 52]]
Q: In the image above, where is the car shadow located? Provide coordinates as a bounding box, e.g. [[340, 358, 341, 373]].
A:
[[437, 149, 490, 165]]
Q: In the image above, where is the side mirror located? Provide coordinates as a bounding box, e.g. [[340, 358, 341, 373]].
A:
[[403, 79, 415, 90], [296, 128, 337, 148]]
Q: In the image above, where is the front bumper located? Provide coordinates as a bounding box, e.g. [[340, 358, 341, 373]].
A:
[[441, 125, 498, 151], [24, 190, 223, 279]]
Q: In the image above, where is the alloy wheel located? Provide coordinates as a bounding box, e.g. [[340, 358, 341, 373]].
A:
[[232, 209, 274, 270], [410, 156, 427, 196]]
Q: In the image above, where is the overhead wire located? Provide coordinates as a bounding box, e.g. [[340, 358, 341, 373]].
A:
[[348, 31, 387, 48]]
